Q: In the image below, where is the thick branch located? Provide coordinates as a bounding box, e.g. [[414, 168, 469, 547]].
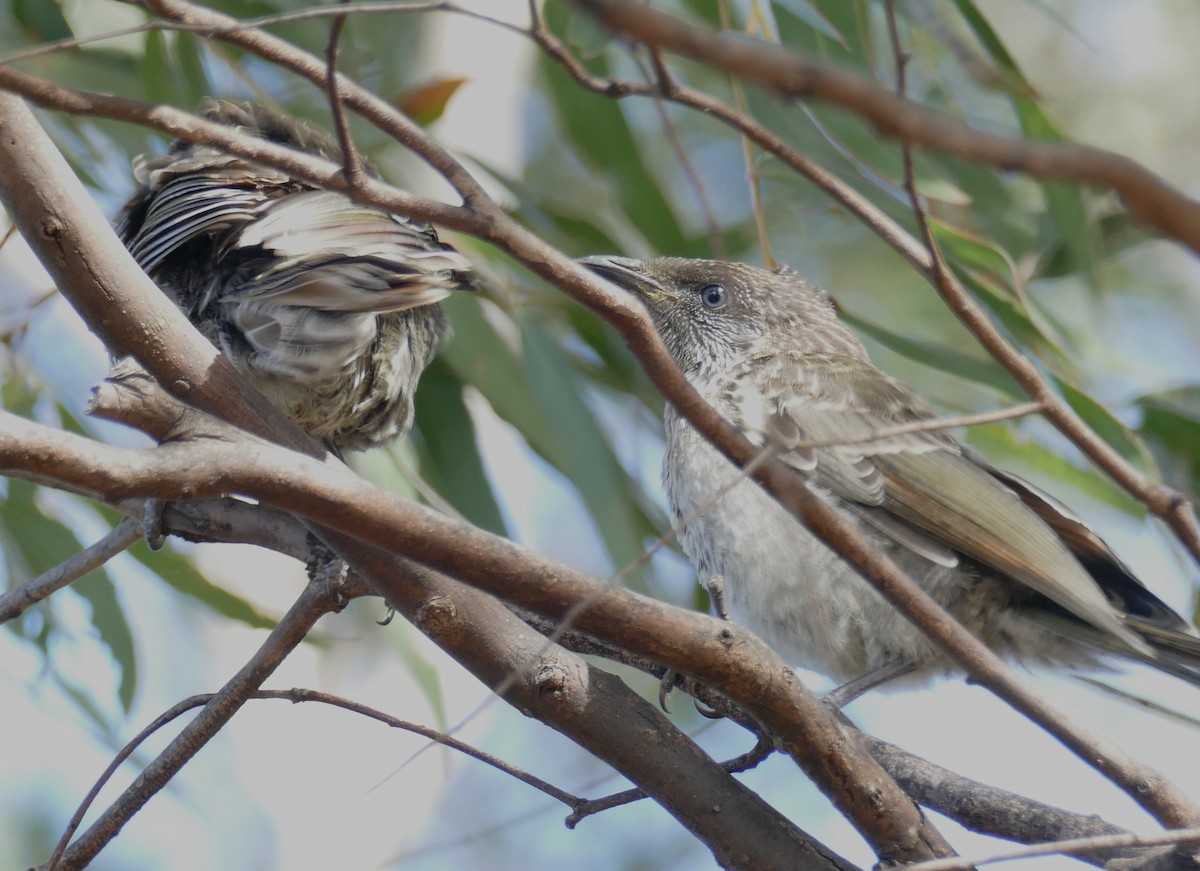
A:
[[104, 496, 1188, 868], [1, 64, 1195, 841], [0, 87, 958, 860], [2, 397, 1194, 843]]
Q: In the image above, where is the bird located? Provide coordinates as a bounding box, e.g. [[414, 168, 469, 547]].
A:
[[115, 99, 476, 453], [580, 254, 1200, 696]]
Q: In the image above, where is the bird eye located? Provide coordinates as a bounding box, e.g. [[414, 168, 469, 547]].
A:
[[700, 284, 727, 309]]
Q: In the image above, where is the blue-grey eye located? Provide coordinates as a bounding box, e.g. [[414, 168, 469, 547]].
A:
[[700, 284, 727, 309]]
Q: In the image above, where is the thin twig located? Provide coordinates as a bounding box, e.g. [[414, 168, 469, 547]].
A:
[[47, 576, 350, 870], [323, 0, 364, 186], [0, 2, 513, 67], [267, 688, 583, 808], [0, 516, 142, 624], [786, 401, 1045, 452], [573, 0, 1200, 256], [905, 827, 1200, 871], [716, 0, 773, 268], [566, 734, 775, 826], [633, 46, 725, 257]]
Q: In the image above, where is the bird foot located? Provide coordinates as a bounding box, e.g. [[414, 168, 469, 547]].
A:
[[705, 575, 730, 621], [304, 538, 351, 609], [823, 660, 917, 709], [142, 498, 168, 551]]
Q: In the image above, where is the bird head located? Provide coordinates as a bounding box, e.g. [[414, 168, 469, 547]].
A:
[[578, 255, 867, 379]]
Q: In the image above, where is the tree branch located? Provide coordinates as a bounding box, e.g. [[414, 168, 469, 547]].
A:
[[0, 515, 142, 624], [47, 573, 348, 870], [571, 0, 1200, 256]]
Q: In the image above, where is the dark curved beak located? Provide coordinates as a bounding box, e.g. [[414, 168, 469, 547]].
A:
[[577, 255, 678, 304]]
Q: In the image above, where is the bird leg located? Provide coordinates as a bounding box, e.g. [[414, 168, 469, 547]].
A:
[[705, 574, 730, 620], [142, 498, 168, 551], [823, 660, 918, 709], [304, 535, 352, 610], [659, 576, 733, 713]]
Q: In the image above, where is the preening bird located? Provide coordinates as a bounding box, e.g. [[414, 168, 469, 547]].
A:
[[581, 254, 1200, 693], [116, 100, 476, 452]]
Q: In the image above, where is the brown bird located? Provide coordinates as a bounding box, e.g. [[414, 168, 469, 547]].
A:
[[582, 254, 1200, 697], [116, 100, 475, 452]]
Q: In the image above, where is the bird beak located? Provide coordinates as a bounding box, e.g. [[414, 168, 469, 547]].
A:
[[577, 255, 678, 304]]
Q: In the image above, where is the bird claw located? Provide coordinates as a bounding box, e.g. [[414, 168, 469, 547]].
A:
[[658, 669, 678, 712], [705, 575, 730, 621], [823, 660, 918, 709], [658, 670, 724, 719], [142, 498, 167, 551], [305, 539, 351, 609]]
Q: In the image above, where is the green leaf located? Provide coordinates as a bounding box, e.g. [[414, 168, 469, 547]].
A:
[[142, 30, 175, 105], [389, 619, 447, 731], [413, 361, 508, 536], [0, 482, 137, 712], [129, 538, 277, 630], [539, 5, 691, 254], [842, 310, 1023, 398], [953, 1, 1095, 278], [772, 0, 849, 48], [520, 319, 652, 573], [13, 0, 73, 42], [1055, 378, 1153, 471], [931, 219, 1022, 295], [74, 566, 137, 711], [86, 499, 277, 631], [438, 295, 555, 460], [1135, 388, 1200, 495], [175, 33, 211, 107]]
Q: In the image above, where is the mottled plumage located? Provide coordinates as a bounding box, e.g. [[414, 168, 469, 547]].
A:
[[582, 254, 1200, 688], [116, 100, 475, 451]]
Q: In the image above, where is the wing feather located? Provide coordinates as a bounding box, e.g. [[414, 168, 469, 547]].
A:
[[735, 352, 1148, 652]]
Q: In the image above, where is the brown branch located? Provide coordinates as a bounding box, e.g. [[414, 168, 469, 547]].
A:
[[0, 91, 892, 867], [139, 0, 491, 208], [46, 574, 348, 870], [57, 489, 1183, 867], [47, 486, 1179, 866], [907, 828, 1200, 871], [538, 0, 1200, 568], [862, 735, 1175, 869], [0, 515, 141, 623], [323, 0, 364, 187], [329, 542, 855, 869], [0, 59, 1193, 846], [572, 0, 1200, 256], [0, 388, 1186, 844]]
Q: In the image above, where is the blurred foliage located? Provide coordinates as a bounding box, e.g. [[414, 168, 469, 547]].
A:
[[1, 2, 1199, 859]]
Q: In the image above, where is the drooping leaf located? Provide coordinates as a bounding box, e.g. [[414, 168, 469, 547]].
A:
[[521, 318, 654, 575], [395, 77, 470, 127], [0, 481, 137, 712], [413, 361, 508, 536], [843, 309, 1023, 399]]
